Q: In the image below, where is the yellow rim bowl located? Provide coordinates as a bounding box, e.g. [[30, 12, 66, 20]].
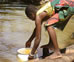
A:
[[17, 48, 32, 55]]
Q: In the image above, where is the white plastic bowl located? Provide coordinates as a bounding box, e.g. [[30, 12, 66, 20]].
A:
[[17, 48, 38, 62], [18, 54, 29, 61], [17, 48, 31, 55]]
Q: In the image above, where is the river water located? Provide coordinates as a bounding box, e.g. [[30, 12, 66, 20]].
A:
[[0, 6, 74, 62]]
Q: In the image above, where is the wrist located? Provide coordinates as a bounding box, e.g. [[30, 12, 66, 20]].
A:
[[29, 53, 34, 56]]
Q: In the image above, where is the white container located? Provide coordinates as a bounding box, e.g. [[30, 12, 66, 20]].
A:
[[17, 54, 29, 62], [17, 48, 38, 62]]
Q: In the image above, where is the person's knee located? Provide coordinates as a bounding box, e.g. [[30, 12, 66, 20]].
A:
[[46, 26, 53, 31]]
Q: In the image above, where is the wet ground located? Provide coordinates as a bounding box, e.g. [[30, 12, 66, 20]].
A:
[[0, 7, 74, 62]]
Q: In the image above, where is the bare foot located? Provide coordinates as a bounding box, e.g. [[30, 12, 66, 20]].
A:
[[46, 52, 62, 59], [40, 44, 54, 50], [25, 41, 31, 48]]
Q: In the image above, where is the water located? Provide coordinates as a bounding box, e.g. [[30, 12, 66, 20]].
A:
[[0, 6, 74, 62]]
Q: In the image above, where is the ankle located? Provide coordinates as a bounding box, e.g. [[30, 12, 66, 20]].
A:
[[54, 49, 61, 53]]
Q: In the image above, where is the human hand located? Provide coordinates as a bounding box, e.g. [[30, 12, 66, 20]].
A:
[[28, 53, 34, 60], [25, 41, 31, 48]]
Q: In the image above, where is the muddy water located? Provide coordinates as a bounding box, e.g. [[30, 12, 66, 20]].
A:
[[0, 7, 74, 62]]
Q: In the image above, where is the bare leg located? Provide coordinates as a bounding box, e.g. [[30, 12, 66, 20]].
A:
[[40, 37, 54, 50], [46, 26, 62, 59], [41, 26, 54, 50]]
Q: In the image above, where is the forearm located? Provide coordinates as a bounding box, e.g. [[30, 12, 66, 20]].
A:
[[27, 28, 36, 42], [31, 36, 41, 54]]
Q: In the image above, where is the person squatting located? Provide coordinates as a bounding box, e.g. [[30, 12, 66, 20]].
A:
[[25, 0, 74, 60]]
